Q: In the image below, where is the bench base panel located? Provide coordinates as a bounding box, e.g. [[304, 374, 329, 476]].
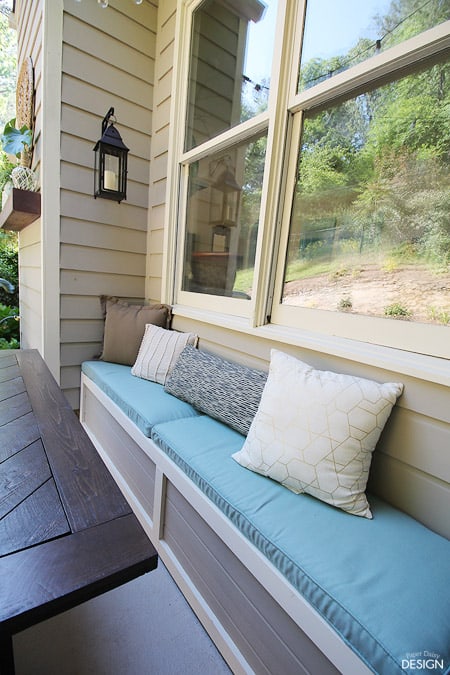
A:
[[80, 373, 371, 675]]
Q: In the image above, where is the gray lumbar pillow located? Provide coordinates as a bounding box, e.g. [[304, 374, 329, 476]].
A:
[[164, 345, 268, 436]]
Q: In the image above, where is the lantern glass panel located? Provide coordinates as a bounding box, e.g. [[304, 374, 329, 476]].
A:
[[104, 153, 119, 191]]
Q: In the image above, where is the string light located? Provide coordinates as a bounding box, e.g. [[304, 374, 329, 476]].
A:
[[301, 0, 436, 88], [75, 0, 145, 6]]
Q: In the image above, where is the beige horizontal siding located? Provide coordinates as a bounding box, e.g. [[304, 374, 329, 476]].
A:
[[171, 316, 450, 538]]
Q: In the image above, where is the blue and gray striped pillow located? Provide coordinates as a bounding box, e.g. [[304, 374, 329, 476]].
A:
[[164, 345, 268, 436]]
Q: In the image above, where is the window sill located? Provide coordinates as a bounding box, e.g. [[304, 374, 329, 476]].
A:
[[173, 304, 449, 387]]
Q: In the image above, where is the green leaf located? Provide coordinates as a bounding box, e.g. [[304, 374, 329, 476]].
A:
[[1, 118, 32, 157]]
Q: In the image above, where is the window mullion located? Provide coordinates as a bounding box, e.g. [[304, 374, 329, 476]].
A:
[[251, 0, 303, 327]]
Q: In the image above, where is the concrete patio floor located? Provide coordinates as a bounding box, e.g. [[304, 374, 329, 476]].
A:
[[13, 561, 232, 675]]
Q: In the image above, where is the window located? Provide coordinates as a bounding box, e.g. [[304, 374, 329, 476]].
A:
[[182, 133, 267, 298], [185, 0, 276, 151], [172, 0, 449, 357], [173, 0, 278, 314], [282, 62, 450, 327], [298, 0, 448, 91]]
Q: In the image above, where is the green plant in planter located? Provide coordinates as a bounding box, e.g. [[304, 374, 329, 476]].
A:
[[1, 118, 37, 193], [0, 150, 16, 207]]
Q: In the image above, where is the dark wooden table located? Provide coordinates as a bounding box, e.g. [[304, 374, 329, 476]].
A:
[[0, 350, 158, 674]]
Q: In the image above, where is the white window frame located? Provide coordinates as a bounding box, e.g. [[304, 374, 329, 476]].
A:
[[269, 17, 450, 360], [165, 0, 289, 322], [165, 1, 450, 366]]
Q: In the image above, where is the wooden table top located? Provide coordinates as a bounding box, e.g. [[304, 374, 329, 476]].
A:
[[0, 349, 157, 640]]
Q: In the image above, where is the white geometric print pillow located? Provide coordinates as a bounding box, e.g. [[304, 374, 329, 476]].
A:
[[232, 350, 403, 518]]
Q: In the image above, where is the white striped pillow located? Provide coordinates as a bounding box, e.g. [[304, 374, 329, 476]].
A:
[[131, 324, 198, 384]]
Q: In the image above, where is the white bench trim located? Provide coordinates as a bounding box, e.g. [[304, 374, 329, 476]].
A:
[[80, 373, 372, 675]]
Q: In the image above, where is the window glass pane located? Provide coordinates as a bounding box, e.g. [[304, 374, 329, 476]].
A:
[[185, 0, 277, 151], [283, 61, 450, 327], [182, 133, 267, 298], [298, 0, 448, 92]]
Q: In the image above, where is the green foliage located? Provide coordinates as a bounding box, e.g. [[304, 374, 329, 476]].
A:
[[1, 118, 33, 158], [384, 303, 412, 318], [0, 148, 15, 196], [0, 3, 16, 130], [338, 296, 353, 310], [0, 231, 18, 306], [0, 303, 19, 345], [428, 307, 450, 325], [290, 12, 449, 318]]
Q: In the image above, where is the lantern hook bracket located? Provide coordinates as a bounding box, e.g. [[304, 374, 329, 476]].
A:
[[102, 107, 117, 134]]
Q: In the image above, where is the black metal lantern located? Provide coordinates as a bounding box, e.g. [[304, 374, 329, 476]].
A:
[[93, 107, 129, 203]]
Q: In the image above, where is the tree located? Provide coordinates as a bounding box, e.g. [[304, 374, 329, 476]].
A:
[[0, 0, 16, 131]]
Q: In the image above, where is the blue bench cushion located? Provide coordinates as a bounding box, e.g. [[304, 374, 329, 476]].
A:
[[151, 415, 450, 675], [82, 361, 200, 437]]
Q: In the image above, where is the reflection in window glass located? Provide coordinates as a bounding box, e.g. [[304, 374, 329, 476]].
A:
[[185, 0, 277, 151], [298, 0, 449, 92], [182, 133, 267, 298], [284, 62, 450, 326]]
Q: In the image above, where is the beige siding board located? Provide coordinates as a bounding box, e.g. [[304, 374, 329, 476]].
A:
[[149, 178, 168, 207], [60, 132, 150, 181], [60, 270, 145, 298], [146, 277, 163, 303], [65, 0, 158, 53], [60, 295, 104, 320], [18, 267, 41, 291], [156, 40, 175, 83], [60, 105, 151, 149], [60, 364, 85, 391], [168, 318, 450, 536], [61, 319, 103, 343], [158, 9, 176, 55], [19, 241, 41, 267], [63, 388, 81, 410], [369, 454, 450, 537], [19, 285, 41, 311], [61, 342, 103, 367], [60, 133, 151, 185], [18, 219, 41, 246], [60, 219, 146, 254], [61, 78, 152, 142], [60, 244, 146, 277], [154, 97, 172, 130], [148, 204, 166, 231], [60, 161, 149, 208], [63, 13, 156, 76], [58, 0, 157, 402], [151, 153, 169, 183], [151, 123, 170, 158], [60, 109, 153, 168], [63, 45, 152, 109], [60, 192, 147, 230], [379, 409, 450, 481], [148, 250, 163, 273], [155, 67, 174, 104], [148, 227, 165, 251]]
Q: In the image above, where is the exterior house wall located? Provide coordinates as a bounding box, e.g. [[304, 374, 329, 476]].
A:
[[145, 0, 177, 304], [14, 1, 44, 356], [59, 0, 158, 407], [141, 4, 449, 538], [11, 1, 448, 537], [14, 0, 158, 408]]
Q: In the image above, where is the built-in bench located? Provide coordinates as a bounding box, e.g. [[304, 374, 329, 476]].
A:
[[80, 356, 450, 675]]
